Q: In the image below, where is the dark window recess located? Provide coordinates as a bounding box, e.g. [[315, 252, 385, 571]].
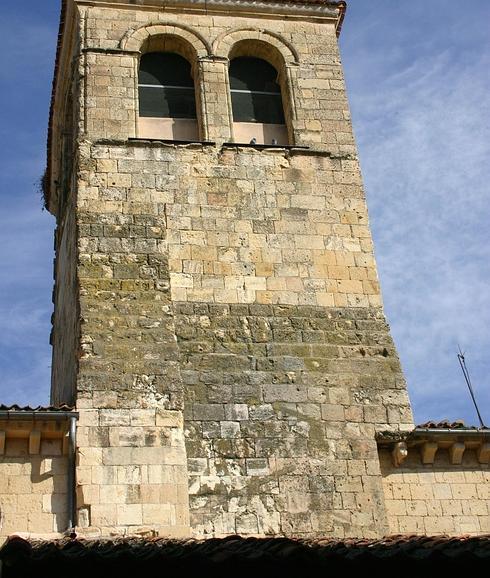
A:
[[230, 57, 285, 124], [138, 52, 196, 119], [139, 86, 196, 119]]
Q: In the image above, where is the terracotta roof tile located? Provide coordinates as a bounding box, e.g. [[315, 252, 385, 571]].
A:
[[0, 404, 75, 412], [377, 420, 490, 443], [415, 420, 477, 430], [1, 534, 488, 576]]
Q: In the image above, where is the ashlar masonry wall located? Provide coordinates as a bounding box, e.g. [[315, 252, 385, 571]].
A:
[[75, 138, 412, 538], [380, 449, 490, 535], [48, 0, 413, 539], [0, 439, 68, 542]]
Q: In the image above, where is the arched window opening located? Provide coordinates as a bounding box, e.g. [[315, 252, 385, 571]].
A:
[[229, 57, 288, 145], [138, 52, 198, 141]]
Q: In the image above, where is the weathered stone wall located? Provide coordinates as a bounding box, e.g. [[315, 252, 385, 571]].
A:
[[178, 302, 410, 537], [167, 147, 380, 309], [72, 141, 190, 537], [85, 143, 382, 309], [51, 205, 79, 406], [73, 140, 412, 538], [47, 1, 413, 539], [50, 5, 82, 406], [0, 439, 68, 542], [380, 449, 490, 535]]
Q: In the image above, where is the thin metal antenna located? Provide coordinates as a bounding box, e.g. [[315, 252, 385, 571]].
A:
[[457, 345, 486, 428]]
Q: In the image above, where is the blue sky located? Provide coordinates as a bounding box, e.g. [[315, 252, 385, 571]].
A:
[[0, 1, 488, 425]]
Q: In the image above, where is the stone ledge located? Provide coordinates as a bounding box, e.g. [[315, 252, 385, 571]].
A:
[[377, 426, 490, 466], [90, 138, 356, 160], [78, 0, 344, 27]]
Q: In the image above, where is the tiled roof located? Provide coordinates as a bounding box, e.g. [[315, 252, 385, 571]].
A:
[[0, 404, 74, 413], [377, 420, 490, 442], [1, 534, 488, 576], [415, 420, 481, 430], [231, 0, 345, 5]]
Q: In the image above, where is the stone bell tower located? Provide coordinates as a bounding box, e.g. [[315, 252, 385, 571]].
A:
[[47, 0, 413, 539]]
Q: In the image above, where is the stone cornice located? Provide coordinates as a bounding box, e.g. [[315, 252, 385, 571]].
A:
[[377, 427, 490, 466], [77, 0, 345, 26]]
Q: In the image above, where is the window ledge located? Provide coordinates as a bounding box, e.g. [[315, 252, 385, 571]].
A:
[[128, 138, 216, 146], [222, 142, 309, 151]]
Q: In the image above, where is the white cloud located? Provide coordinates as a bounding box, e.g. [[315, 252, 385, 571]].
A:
[[0, 1, 488, 425], [0, 6, 57, 407], [0, 193, 54, 406], [343, 4, 490, 424]]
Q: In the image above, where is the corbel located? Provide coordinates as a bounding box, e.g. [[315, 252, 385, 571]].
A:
[[391, 441, 408, 467], [29, 430, 41, 455], [449, 442, 465, 465], [477, 442, 490, 465], [420, 441, 438, 465]]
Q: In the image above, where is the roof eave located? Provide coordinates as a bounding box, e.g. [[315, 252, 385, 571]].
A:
[[0, 410, 79, 421]]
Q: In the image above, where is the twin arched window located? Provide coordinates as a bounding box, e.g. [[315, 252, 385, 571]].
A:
[[230, 57, 284, 123], [139, 53, 197, 120], [229, 56, 288, 146], [138, 52, 198, 141], [137, 52, 288, 144]]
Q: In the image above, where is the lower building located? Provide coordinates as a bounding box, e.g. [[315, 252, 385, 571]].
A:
[[0, 0, 488, 567], [0, 406, 488, 543]]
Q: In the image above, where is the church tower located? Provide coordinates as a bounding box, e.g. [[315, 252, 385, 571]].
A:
[[47, 0, 413, 539]]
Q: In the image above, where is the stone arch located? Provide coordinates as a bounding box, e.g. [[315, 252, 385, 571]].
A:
[[213, 28, 299, 67], [216, 30, 299, 144], [120, 22, 211, 59], [125, 23, 210, 141]]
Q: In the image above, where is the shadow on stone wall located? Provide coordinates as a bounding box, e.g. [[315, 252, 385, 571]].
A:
[[0, 439, 68, 538]]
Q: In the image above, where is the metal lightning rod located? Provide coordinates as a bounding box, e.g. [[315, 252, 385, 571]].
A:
[[457, 346, 486, 429]]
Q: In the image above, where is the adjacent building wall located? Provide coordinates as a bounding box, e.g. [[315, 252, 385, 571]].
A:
[[0, 439, 68, 542], [380, 449, 490, 535]]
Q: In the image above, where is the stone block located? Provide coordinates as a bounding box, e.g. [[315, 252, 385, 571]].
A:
[[263, 385, 308, 403], [101, 447, 132, 466], [117, 504, 143, 526], [99, 484, 127, 504], [27, 512, 55, 534], [220, 421, 241, 439], [390, 483, 411, 500], [193, 404, 225, 421], [410, 484, 434, 500], [130, 409, 156, 426], [321, 404, 344, 421], [236, 513, 259, 534], [451, 483, 478, 500], [424, 517, 455, 534], [246, 458, 269, 476], [77, 484, 100, 506], [142, 504, 175, 525], [433, 483, 452, 500], [156, 409, 183, 428], [91, 503, 118, 526], [99, 410, 131, 427], [17, 494, 43, 514]]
